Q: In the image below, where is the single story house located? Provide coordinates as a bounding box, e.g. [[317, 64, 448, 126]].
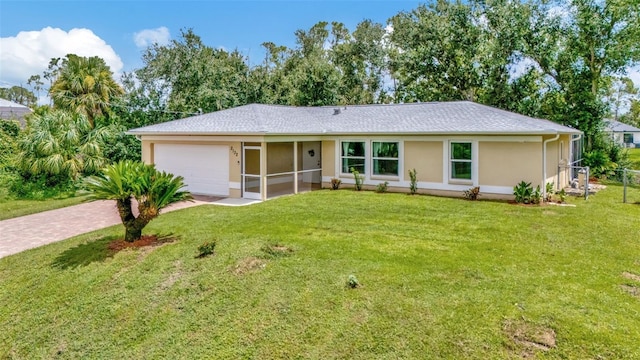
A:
[[0, 98, 32, 127], [604, 119, 640, 148], [128, 101, 582, 200]]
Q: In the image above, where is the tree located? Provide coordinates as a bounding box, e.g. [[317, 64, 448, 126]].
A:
[[15, 110, 108, 181], [0, 86, 37, 106], [523, 0, 640, 150], [137, 29, 249, 115], [604, 76, 638, 121], [49, 54, 124, 128], [388, 0, 484, 102], [85, 160, 192, 242]]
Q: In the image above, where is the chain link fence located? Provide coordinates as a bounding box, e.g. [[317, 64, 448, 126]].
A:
[[621, 169, 640, 204]]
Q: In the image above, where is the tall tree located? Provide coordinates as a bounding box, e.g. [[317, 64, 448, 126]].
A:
[[49, 54, 124, 128], [137, 29, 249, 115], [0, 86, 37, 106], [523, 0, 640, 149]]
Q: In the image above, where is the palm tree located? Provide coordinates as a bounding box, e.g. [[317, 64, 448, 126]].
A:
[[50, 54, 124, 128], [85, 160, 193, 242], [16, 110, 107, 180]]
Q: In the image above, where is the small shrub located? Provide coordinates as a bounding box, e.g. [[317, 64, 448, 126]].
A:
[[347, 274, 360, 289], [513, 181, 533, 204], [463, 186, 480, 200], [350, 167, 363, 191], [409, 168, 418, 195], [376, 181, 389, 193], [557, 188, 567, 203], [545, 182, 554, 202], [330, 178, 342, 190], [196, 241, 217, 258], [531, 185, 542, 204]]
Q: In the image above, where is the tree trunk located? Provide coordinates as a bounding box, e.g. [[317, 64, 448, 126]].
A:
[[124, 226, 143, 242]]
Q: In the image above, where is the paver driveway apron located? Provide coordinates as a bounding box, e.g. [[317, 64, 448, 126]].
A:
[[0, 199, 204, 259]]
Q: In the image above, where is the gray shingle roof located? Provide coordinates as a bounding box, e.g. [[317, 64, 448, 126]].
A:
[[605, 119, 640, 133], [0, 98, 32, 127], [128, 101, 581, 136]]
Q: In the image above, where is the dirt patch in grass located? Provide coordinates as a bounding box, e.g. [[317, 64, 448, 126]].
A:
[[622, 272, 640, 283], [107, 235, 176, 254], [260, 243, 294, 258], [621, 285, 640, 298], [232, 257, 266, 275], [504, 320, 556, 358]]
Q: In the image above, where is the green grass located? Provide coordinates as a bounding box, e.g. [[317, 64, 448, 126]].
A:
[[628, 148, 640, 170], [0, 190, 90, 220], [1, 188, 640, 358]]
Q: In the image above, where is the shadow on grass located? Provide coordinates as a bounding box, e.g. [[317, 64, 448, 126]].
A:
[[51, 236, 119, 270], [51, 233, 179, 270]]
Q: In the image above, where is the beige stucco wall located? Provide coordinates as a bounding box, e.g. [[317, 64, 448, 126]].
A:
[[403, 141, 443, 182], [478, 141, 541, 187], [322, 140, 336, 178], [544, 134, 572, 189]]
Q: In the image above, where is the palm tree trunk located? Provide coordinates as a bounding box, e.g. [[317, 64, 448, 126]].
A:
[[124, 226, 143, 242]]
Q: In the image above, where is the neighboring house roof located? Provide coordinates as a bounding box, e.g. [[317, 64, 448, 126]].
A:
[[604, 119, 640, 133], [129, 101, 581, 136], [0, 98, 32, 127]]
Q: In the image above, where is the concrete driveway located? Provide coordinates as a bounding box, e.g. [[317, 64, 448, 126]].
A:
[[0, 199, 205, 259]]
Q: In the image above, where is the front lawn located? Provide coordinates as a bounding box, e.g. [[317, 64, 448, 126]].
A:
[[628, 147, 640, 170], [1, 187, 639, 358], [0, 190, 89, 220]]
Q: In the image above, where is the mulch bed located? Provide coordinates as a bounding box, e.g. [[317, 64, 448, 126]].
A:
[[107, 235, 174, 253]]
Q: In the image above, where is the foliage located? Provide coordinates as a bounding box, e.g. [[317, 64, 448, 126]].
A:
[[0, 86, 36, 107], [8, 174, 77, 200], [347, 274, 360, 289], [545, 182, 555, 202], [408, 168, 418, 195], [513, 181, 533, 204], [376, 181, 389, 193], [196, 241, 217, 258], [330, 178, 341, 190], [137, 29, 249, 115], [15, 110, 108, 183], [531, 185, 542, 205], [84, 160, 193, 242], [49, 54, 124, 128], [0, 120, 19, 173], [463, 186, 480, 201], [351, 167, 363, 191]]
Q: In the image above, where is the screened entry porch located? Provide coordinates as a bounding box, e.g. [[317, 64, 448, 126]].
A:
[[242, 141, 322, 200]]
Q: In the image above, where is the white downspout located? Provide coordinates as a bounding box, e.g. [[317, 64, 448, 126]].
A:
[[543, 133, 560, 201]]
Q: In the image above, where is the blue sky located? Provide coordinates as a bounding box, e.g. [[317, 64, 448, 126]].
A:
[[0, 0, 423, 90]]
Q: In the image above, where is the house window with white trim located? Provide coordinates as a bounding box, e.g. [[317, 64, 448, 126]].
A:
[[372, 142, 399, 176], [341, 141, 366, 174], [450, 142, 472, 181]]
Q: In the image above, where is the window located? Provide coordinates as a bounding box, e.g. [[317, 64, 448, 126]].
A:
[[341, 141, 365, 173], [372, 142, 399, 176], [450, 142, 472, 180], [624, 133, 633, 144]]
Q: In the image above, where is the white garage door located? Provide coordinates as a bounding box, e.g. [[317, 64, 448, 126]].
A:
[[154, 144, 229, 196]]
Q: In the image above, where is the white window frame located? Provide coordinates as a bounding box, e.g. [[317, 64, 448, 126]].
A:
[[340, 140, 367, 175], [371, 141, 401, 180], [448, 141, 474, 184]]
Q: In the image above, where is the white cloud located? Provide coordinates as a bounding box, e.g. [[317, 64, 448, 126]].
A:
[[133, 27, 170, 49], [0, 27, 123, 89]]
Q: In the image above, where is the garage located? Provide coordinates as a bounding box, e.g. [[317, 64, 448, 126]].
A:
[[153, 144, 229, 196]]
